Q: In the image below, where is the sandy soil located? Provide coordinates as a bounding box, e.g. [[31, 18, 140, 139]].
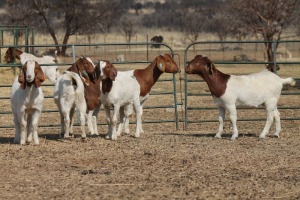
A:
[[0, 107, 300, 199]]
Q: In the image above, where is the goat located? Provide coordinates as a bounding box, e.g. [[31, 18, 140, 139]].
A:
[[119, 53, 180, 136], [53, 71, 87, 139], [99, 60, 142, 140], [10, 60, 46, 145], [5, 47, 60, 83], [185, 55, 296, 140], [150, 35, 164, 48], [67, 57, 101, 136]]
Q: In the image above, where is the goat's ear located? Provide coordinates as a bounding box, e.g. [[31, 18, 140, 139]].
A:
[[204, 57, 213, 75], [34, 62, 46, 88], [156, 55, 165, 72], [18, 64, 26, 89], [94, 63, 101, 79]]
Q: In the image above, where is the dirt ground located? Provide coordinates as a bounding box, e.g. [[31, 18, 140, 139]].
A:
[[1, 111, 300, 199]]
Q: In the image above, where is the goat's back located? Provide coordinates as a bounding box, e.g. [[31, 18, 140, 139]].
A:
[[219, 70, 290, 107]]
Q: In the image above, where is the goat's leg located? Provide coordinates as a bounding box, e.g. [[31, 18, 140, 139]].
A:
[[13, 112, 21, 144], [20, 113, 27, 145], [117, 107, 125, 136], [26, 114, 33, 143], [86, 110, 94, 135], [133, 100, 142, 138], [259, 109, 275, 139], [273, 109, 281, 138], [91, 104, 101, 135], [79, 111, 86, 139], [215, 107, 225, 138], [123, 104, 133, 134], [110, 106, 120, 140], [69, 107, 75, 137], [31, 110, 41, 145], [104, 106, 112, 139], [64, 112, 71, 139], [139, 104, 144, 134], [227, 105, 238, 140], [59, 111, 65, 138]]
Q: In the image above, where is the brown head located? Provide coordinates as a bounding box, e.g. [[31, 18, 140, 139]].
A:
[[98, 60, 118, 93], [68, 57, 96, 84], [185, 55, 214, 76], [18, 60, 46, 89], [185, 55, 230, 98], [98, 60, 117, 81], [155, 53, 180, 73], [266, 63, 280, 72], [5, 47, 23, 63]]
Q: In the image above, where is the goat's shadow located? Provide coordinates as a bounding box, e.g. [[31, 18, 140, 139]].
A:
[[0, 131, 107, 145], [159, 132, 257, 139]]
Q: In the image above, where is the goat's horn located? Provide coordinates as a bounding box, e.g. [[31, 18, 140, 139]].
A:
[[158, 51, 164, 56]]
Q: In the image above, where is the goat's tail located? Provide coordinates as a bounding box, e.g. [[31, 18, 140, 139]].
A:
[[282, 77, 296, 86], [65, 71, 85, 104]]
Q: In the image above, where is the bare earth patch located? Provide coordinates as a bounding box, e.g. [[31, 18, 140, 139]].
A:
[[0, 119, 300, 199]]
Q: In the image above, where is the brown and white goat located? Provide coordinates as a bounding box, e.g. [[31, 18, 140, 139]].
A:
[[185, 55, 295, 139], [5, 47, 60, 83], [119, 53, 180, 135], [10, 60, 46, 145], [65, 57, 101, 136]]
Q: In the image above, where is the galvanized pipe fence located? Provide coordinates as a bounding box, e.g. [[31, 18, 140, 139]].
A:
[[184, 40, 300, 128], [1, 40, 299, 132]]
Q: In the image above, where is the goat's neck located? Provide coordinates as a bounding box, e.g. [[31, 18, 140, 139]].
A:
[[101, 79, 113, 93], [14, 49, 23, 60], [133, 60, 163, 96], [200, 67, 230, 98]]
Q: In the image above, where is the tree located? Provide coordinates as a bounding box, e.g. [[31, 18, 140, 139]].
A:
[[132, 2, 143, 15], [1, 0, 129, 56], [121, 17, 136, 44], [227, 0, 298, 63]]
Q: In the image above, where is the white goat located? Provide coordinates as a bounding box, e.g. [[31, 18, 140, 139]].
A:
[[185, 55, 296, 140], [10, 60, 46, 145], [99, 60, 142, 140], [5, 47, 60, 83], [53, 71, 87, 139], [118, 53, 180, 135]]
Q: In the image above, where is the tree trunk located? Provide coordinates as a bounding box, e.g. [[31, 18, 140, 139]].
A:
[[61, 34, 70, 57]]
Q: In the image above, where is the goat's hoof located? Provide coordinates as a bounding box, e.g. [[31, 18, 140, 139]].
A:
[[273, 134, 280, 138], [116, 132, 122, 137], [123, 129, 130, 134], [259, 136, 265, 140], [134, 133, 140, 138], [214, 135, 222, 139]]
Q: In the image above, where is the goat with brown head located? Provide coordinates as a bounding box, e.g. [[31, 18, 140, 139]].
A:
[[67, 57, 97, 85], [98, 60, 118, 93], [5, 47, 23, 63], [18, 60, 46, 89]]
